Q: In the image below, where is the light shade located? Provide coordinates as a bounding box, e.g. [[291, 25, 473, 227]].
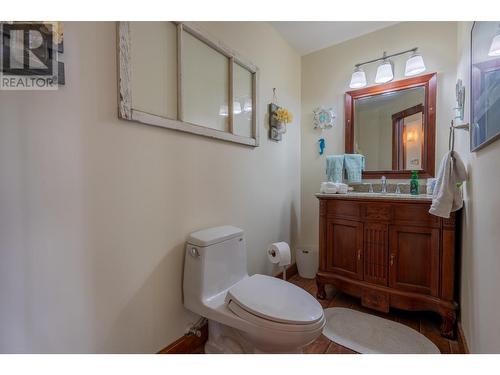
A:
[[243, 98, 252, 112], [219, 104, 228, 117], [349, 67, 367, 88], [375, 60, 394, 83], [405, 52, 426, 76], [219, 102, 243, 116], [233, 101, 242, 115], [488, 33, 500, 56]]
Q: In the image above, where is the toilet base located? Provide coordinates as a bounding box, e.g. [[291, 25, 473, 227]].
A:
[[204, 320, 250, 353], [204, 320, 303, 354]]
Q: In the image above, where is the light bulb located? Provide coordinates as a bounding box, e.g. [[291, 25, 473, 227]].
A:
[[219, 104, 228, 117]]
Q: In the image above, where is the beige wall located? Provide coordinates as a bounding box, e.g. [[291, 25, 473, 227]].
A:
[[456, 22, 500, 353], [299, 22, 458, 248], [0, 21, 301, 353]]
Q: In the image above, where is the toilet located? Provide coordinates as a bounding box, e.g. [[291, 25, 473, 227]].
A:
[[183, 225, 325, 353]]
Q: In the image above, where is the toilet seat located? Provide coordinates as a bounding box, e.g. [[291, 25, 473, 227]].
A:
[[227, 300, 325, 332], [225, 274, 324, 327]]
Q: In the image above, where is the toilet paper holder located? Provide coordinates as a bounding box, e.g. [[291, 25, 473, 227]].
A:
[[268, 249, 287, 281], [268, 242, 291, 281]]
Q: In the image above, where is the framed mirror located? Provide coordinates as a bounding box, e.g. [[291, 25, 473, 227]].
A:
[[345, 73, 436, 178], [118, 22, 259, 147]]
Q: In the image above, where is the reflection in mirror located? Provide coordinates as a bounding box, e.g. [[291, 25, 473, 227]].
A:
[[119, 22, 259, 146], [182, 30, 229, 132], [353, 87, 425, 171], [392, 104, 424, 170], [233, 62, 253, 137]]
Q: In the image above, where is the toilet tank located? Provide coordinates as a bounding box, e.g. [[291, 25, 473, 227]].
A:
[[183, 226, 248, 313]]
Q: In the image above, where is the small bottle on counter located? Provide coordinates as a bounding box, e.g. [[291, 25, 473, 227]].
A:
[[410, 170, 419, 195]]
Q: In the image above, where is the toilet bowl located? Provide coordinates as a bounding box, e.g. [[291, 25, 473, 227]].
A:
[[183, 225, 325, 353]]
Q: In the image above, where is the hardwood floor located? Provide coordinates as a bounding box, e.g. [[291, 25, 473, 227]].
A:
[[288, 274, 468, 354]]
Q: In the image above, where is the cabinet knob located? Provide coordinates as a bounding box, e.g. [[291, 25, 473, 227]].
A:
[[357, 249, 361, 261]]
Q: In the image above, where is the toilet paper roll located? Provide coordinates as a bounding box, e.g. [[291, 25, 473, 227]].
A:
[[267, 242, 291, 267]]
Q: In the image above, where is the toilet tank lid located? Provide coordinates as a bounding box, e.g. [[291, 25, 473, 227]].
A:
[[187, 225, 244, 247]]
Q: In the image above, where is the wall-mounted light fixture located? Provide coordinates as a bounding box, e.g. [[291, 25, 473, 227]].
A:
[[406, 129, 419, 143], [349, 48, 426, 89]]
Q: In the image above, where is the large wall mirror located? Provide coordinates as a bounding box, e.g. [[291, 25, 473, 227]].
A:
[[345, 73, 436, 178], [118, 22, 259, 147]]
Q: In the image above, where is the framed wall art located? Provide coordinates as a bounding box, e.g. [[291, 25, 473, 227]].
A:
[[471, 21, 500, 151]]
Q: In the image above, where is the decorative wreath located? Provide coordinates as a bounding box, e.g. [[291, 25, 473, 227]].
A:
[[313, 107, 336, 129]]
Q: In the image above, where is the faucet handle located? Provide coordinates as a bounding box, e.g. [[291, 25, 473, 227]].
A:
[[395, 182, 406, 194], [380, 176, 387, 194], [363, 182, 374, 193]]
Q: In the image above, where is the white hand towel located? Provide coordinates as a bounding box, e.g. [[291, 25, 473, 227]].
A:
[[429, 151, 467, 218], [320, 182, 338, 194], [335, 183, 348, 194]]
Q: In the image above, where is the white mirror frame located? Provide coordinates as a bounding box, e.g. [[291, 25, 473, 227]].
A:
[[117, 21, 260, 147]]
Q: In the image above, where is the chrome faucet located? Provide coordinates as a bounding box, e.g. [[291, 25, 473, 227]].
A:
[[381, 176, 387, 194]]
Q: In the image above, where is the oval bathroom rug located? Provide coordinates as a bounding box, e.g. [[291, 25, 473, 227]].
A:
[[323, 307, 440, 354]]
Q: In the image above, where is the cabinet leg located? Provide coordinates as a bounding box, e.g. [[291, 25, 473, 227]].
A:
[[316, 278, 326, 300], [439, 309, 457, 339]]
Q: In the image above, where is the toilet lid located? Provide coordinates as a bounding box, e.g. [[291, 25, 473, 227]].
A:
[[226, 274, 324, 325]]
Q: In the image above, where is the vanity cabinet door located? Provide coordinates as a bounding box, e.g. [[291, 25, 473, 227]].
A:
[[389, 225, 439, 296], [363, 223, 389, 286], [326, 218, 363, 280]]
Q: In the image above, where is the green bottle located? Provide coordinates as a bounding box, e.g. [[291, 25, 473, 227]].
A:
[[410, 170, 419, 195]]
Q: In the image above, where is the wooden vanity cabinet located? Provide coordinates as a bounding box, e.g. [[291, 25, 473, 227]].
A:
[[316, 196, 460, 338]]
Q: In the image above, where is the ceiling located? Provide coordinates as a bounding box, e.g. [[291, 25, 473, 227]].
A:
[[270, 22, 399, 56]]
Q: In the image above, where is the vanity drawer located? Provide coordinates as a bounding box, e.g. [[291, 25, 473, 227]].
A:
[[393, 204, 439, 227], [361, 290, 390, 313], [362, 204, 392, 221], [327, 200, 360, 220]]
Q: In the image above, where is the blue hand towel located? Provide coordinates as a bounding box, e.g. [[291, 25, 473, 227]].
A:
[[344, 154, 365, 183], [326, 155, 344, 183]]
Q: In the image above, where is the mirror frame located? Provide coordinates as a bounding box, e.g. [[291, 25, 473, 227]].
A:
[[345, 72, 437, 179]]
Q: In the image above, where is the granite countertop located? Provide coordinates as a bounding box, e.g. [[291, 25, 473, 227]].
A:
[[315, 192, 433, 202]]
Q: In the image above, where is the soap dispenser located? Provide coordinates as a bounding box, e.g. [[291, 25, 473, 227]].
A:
[[410, 170, 419, 195]]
